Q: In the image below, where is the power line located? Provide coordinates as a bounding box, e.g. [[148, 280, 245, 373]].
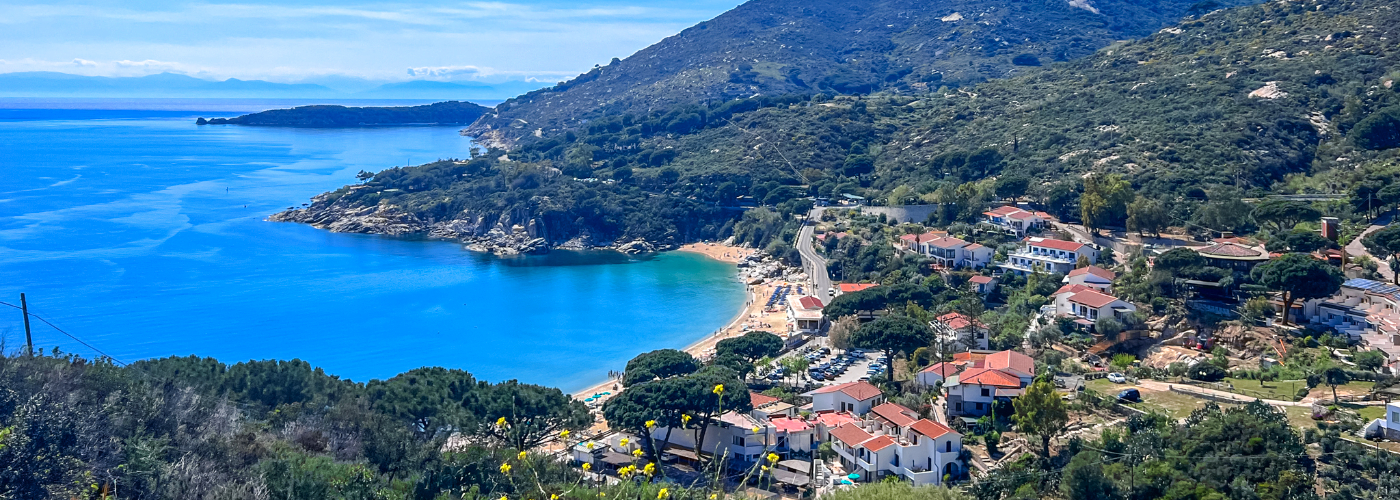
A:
[[0, 300, 127, 366]]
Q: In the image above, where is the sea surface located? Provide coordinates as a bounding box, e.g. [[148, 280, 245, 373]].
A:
[[0, 99, 745, 392]]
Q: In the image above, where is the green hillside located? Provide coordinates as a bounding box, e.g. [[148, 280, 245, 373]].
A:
[[287, 0, 1400, 249], [465, 0, 1256, 147]]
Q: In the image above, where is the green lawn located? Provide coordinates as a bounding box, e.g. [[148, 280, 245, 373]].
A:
[[1085, 378, 1222, 419], [1217, 378, 1306, 401]]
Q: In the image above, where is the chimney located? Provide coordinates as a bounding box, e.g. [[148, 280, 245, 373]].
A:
[[1322, 217, 1340, 241]]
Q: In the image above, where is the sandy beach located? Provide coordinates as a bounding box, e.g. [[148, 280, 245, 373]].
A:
[[571, 242, 793, 407]]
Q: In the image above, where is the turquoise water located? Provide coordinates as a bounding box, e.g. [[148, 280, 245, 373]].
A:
[[0, 102, 745, 392]]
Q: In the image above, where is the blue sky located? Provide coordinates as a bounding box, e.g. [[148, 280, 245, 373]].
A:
[[0, 0, 743, 83]]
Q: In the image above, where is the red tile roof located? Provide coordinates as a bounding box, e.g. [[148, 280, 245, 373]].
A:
[[751, 392, 781, 408], [809, 381, 884, 401], [985, 350, 1035, 378], [838, 283, 879, 293], [910, 419, 956, 439], [920, 362, 966, 376], [969, 275, 994, 284], [1053, 284, 1095, 296], [959, 367, 1023, 388], [952, 352, 989, 364], [925, 236, 969, 249], [829, 423, 874, 446], [796, 296, 824, 309], [1027, 238, 1087, 252], [1067, 266, 1115, 281], [869, 402, 918, 427], [1067, 290, 1122, 309], [862, 435, 897, 452], [987, 206, 1022, 216], [965, 243, 988, 251], [1197, 242, 1266, 259], [937, 312, 985, 330]]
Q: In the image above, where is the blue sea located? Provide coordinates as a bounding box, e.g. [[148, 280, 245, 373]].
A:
[[0, 98, 745, 392]]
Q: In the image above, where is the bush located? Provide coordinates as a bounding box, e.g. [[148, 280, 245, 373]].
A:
[[1011, 54, 1041, 66], [1189, 361, 1227, 382]]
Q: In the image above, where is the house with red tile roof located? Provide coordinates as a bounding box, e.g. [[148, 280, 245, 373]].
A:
[[999, 237, 1100, 276], [825, 416, 965, 485], [1194, 241, 1271, 270], [897, 231, 949, 252], [1064, 265, 1116, 292], [1052, 286, 1137, 326], [803, 381, 885, 415], [915, 362, 966, 387], [982, 205, 1051, 235], [968, 274, 998, 295], [917, 236, 993, 270], [786, 295, 825, 335], [941, 349, 1037, 417], [932, 312, 989, 350], [838, 283, 879, 294]]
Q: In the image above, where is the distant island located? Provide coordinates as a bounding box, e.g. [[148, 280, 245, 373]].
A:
[[196, 100, 491, 127]]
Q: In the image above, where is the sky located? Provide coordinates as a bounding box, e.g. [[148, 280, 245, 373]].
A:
[[0, 0, 744, 84]]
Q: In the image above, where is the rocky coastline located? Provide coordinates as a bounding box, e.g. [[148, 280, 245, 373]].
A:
[[268, 193, 668, 257]]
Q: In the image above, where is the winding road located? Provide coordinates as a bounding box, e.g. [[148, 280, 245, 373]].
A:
[[796, 208, 833, 298]]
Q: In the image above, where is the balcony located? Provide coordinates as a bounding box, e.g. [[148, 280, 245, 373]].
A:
[[1008, 251, 1075, 265]]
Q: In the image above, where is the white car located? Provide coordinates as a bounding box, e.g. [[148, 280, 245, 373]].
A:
[[1107, 372, 1127, 384]]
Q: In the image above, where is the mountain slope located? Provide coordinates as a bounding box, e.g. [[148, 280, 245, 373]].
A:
[[465, 0, 1255, 147], [283, 0, 1400, 250]]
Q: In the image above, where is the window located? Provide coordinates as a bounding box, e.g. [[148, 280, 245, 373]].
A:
[[955, 402, 963, 411], [733, 436, 744, 446], [893, 455, 899, 467], [981, 388, 990, 397], [1392, 411, 1400, 423], [975, 402, 984, 411]]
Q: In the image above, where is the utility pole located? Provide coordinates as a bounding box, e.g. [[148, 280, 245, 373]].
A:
[[20, 293, 34, 356]]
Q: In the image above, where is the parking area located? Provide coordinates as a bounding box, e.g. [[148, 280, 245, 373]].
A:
[[794, 345, 888, 385]]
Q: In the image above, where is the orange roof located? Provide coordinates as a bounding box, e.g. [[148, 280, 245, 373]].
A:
[[838, 283, 879, 293], [985, 206, 1023, 217], [920, 362, 965, 376], [925, 236, 969, 249], [1028, 238, 1087, 252], [1067, 266, 1115, 281], [869, 402, 917, 427], [751, 392, 781, 407], [830, 423, 874, 446], [969, 275, 994, 284], [1067, 290, 1123, 309], [810, 381, 884, 401], [770, 417, 811, 433], [862, 435, 897, 452], [1053, 284, 1095, 296], [910, 419, 956, 439], [984, 350, 1035, 378], [796, 296, 824, 310], [952, 351, 989, 364], [937, 312, 985, 330], [959, 367, 1022, 388]]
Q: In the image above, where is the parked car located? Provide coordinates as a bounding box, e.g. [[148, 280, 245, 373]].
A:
[[1107, 373, 1126, 384], [1117, 389, 1141, 403]]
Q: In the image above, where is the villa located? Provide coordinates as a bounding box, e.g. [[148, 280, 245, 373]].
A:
[[968, 275, 997, 295], [1194, 241, 1271, 271], [1063, 266, 1115, 293], [942, 350, 1035, 417], [981, 206, 1052, 236], [917, 236, 993, 270], [804, 381, 885, 415], [1052, 284, 1137, 326], [826, 404, 964, 485], [1304, 279, 1400, 364], [932, 312, 989, 351], [897, 231, 948, 252], [999, 237, 1098, 276]]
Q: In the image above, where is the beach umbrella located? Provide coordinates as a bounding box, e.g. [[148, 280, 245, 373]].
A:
[[839, 479, 853, 485], [846, 473, 860, 480]]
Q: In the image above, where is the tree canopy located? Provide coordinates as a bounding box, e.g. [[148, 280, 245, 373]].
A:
[[623, 349, 702, 386], [1250, 253, 1344, 325], [849, 315, 933, 379], [714, 331, 784, 363], [466, 379, 593, 450], [1012, 378, 1069, 458]]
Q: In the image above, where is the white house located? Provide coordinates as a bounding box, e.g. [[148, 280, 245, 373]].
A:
[[921, 237, 993, 270], [1052, 285, 1137, 324], [1000, 237, 1098, 276], [932, 312, 989, 351], [915, 362, 966, 387], [1304, 278, 1400, 344], [827, 414, 964, 485], [968, 275, 998, 295], [786, 295, 825, 335], [943, 350, 1035, 417], [897, 231, 948, 252], [982, 206, 1051, 236], [1064, 265, 1115, 293], [804, 381, 885, 415], [1363, 402, 1400, 440]]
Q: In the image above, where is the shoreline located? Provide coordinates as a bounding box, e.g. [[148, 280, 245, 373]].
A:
[[571, 242, 793, 406]]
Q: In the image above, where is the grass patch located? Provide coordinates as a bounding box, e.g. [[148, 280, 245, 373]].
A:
[[1283, 406, 1316, 430], [1217, 378, 1306, 401]]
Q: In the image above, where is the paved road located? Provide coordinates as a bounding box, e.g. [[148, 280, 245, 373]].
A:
[[1346, 212, 1394, 282], [796, 208, 833, 298]]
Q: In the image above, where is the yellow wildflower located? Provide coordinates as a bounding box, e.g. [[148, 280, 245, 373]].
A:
[[586, 442, 595, 450], [560, 430, 571, 438], [681, 414, 692, 425], [658, 488, 670, 499], [499, 463, 512, 475], [767, 453, 779, 464], [582, 463, 592, 471], [518, 451, 528, 461], [632, 449, 644, 457], [751, 426, 761, 434], [710, 495, 718, 500], [645, 420, 656, 429], [497, 417, 508, 427], [761, 465, 769, 473], [499, 496, 508, 500], [713, 384, 724, 395], [643, 462, 656, 476], [552, 495, 559, 500], [620, 438, 629, 447]]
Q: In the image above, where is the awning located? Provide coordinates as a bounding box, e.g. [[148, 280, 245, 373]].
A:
[[662, 446, 699, 461], [995, 388, 1025, 397], [599, 451, 634, 466], [771, 468, 812, 487], [777, 460, 813, 472]]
